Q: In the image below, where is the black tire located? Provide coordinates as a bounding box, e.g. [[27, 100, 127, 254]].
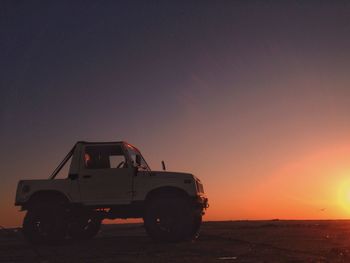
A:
[[22, 205, 68, 244], [68, 216, 101, 240], [191, 213, 202, 240], [143, 197, 197, 242]]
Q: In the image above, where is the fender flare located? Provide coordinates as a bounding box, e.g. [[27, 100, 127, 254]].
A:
[[24, 190, 70, 210]]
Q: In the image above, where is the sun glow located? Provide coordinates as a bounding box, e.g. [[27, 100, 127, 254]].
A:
[[337, 179, 350, 215]]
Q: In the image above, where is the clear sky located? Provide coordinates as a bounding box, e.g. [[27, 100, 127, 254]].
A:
[[1, 1, 350, 227]]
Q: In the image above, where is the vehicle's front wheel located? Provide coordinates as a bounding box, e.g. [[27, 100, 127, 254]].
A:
[[143, 197, 198, 242], [191, 213, 202, 240], [22, 205, 68, 244]]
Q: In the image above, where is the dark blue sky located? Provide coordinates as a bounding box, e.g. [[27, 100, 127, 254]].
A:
[[2, 1, 350, 145]]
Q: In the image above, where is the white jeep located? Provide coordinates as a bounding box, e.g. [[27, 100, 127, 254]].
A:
[[15, 141, 208, 243]]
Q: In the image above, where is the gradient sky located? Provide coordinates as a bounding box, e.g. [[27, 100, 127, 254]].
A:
[[1, 1, 350, 227]]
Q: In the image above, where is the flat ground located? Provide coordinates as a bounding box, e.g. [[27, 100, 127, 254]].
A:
[[1, 220, 350, 262]]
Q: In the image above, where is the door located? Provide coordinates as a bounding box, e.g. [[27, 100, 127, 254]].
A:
[[78, 143, 134, 205]]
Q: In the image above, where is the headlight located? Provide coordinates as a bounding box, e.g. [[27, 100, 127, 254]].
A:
[[195, 180, 204, 193]]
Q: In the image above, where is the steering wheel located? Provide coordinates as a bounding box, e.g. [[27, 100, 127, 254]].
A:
[[116, 161, 125, 168]]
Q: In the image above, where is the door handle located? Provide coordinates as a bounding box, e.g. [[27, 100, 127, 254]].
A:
[[83, 175, 92, 179]]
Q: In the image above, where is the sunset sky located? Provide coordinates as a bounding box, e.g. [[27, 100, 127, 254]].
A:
[[1, 1, 350, 227]]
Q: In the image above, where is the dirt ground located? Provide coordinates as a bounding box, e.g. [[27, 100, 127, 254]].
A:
[[1, 220, 350, 263]]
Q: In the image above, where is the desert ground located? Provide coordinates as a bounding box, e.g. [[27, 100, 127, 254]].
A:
[[1, 220, 350, 263]]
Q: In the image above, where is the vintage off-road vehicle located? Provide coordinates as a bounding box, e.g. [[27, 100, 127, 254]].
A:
[[15, 141, 208, 243]]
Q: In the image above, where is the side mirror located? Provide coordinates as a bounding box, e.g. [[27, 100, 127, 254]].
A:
[[161, 160, 166, 171], [135, 154, 142, 166]]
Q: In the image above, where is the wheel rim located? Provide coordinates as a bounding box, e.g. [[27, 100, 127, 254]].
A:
[[152, 205, 186, 234]]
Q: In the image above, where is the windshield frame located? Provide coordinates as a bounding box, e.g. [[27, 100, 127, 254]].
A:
[[123, 143, 151, 171]]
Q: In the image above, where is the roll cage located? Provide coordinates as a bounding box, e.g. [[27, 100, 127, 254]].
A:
[[49, 141, 150, 180]]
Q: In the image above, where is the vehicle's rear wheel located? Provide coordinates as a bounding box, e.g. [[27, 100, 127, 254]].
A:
[[22, 205, 68, 244], [68, 215, 102, 240], [143, 197, 198, 242]]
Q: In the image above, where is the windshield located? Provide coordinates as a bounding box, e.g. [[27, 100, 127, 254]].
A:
[[125, 144, 151, 171]]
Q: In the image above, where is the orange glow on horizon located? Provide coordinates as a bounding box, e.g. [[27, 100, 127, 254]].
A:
[[2, 141, 350, 227], [202, 141, 350, 221]]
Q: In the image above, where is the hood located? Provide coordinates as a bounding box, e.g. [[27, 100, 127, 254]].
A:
[[149, 171, 194, 179]]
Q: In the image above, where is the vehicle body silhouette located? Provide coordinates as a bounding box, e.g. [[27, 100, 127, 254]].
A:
[[15, 141, 208, 243]]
